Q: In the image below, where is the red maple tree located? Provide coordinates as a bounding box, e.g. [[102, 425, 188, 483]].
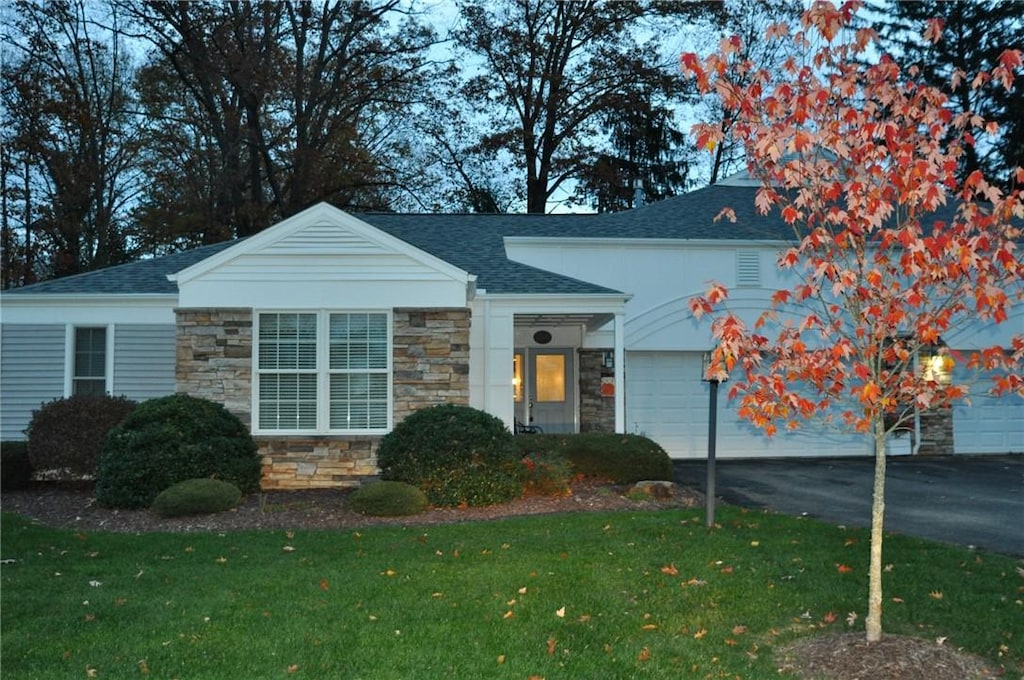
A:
[[683, 0, 1023, 642]]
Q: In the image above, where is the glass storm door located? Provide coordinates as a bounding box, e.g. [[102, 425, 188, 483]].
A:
[[514, 348, 575, 434]]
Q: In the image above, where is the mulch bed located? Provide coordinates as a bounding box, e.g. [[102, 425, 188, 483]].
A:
[[0, 479, 700, 534]]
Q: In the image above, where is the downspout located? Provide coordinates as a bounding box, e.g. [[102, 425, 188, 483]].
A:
[[912, 350, 921, 455]]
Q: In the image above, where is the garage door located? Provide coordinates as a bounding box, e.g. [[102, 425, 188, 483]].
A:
[[625, 352, 872, 459], [952, 364, 1024, 454]]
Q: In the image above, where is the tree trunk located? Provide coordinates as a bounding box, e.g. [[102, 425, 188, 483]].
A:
[[865, 416, 887, 642]]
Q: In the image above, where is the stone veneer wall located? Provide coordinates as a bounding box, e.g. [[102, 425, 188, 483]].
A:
[[176, 306, 471, 490], [917, 406, 954, 455], [579, 349, 615, 433], [392, 308, 471, 424]]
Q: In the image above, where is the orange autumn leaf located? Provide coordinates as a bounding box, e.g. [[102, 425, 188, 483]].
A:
[[837, 564, 854, 573], [660, 564, 679, 576], [546, 637, 557, 656], [319, 579, 330, 591], [637, 646, 651, 662]]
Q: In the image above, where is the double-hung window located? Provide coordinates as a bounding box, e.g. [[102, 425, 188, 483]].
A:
[[73, 327, 107, 396], [256, 311, 391, 433]]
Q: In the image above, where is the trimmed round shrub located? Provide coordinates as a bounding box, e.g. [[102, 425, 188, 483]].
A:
[[377, 404, 523, 507], [152, 478, 242, 517], [1, 441, 33, 490], [25, 394, 137, 478], [95, 394, 260, 509], [348, 481, 429, 517]]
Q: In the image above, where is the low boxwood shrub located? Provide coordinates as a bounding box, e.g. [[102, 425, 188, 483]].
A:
[[1, 441, 33, 490], [25, 394, 137, 479], [151, 478, 242, 518], [348, 481, 429, 517], [377, 404, 524, 507], [95, 394, 260, 509], [520, 451, 572, 496], [516, 433, 673, 483]]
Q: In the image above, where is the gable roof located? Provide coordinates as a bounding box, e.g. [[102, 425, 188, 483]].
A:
[[1, 178, 976, 298]]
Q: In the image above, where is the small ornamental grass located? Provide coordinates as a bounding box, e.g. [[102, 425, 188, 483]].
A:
[[151, 478, 242, 518], [347, 481, 428, 517]]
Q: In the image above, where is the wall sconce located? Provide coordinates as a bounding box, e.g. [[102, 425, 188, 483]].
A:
[[921, 340, 953, 385], [602, 351, 614, 369]]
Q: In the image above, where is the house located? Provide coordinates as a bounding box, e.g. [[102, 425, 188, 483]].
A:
[[2, 174, 1021, 488]]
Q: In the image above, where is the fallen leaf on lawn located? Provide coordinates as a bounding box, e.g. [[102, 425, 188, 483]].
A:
[[382, 569, 396, 577], [822, 611, 837, 623], [138, 659, 150, 674], [503, 610, 514, 619], [661, 564, 679, 576], [547, 637, 557, 656], [641, 624, 658, 630], [215, 557, 227, 564], [884, 563, 894, 572], [85, 666, 98, 678], [319, 579, 329, 591], [844, 538, 857, 546], [929, 590, 944, 600], [282, 546, 295, 553], [693, 628, 707, 639], [287, 664, 299, 673], [892, 597, 904, 603], [431, 592, 443, 599], [555, 606, 565, 618], [88, 580, 102, 587], [846, 612, 858, 627], [750, 540, 760, 547], [528, 676, 545, 680], [507, 599, 516, 606], [518, 586, 528, 595], [285, 531, 295, 539], [114, 597, 127, 607], [720, 565, 734, 574], [84, 613, 96, 622], [836, 564, 853, 573], [936, 636, 947, 645], [637, 646, 651, 661], [732, 625, 748, 635], [725, 638, 738, 646], [496, 655, 505, 665], [578, 614, 591, 623]]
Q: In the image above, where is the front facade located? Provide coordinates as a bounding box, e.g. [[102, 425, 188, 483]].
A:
[[2, 181, 1021, 489]]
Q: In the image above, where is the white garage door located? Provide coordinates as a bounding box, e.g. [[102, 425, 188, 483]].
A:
[[625, 352, 872, 459], [953, 365, 1024, 454]]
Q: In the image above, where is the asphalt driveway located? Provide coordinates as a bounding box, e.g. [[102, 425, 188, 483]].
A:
[[673, 456, 1024, 557]]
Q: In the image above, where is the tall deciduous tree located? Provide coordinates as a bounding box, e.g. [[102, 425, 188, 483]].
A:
[[123, 0, 436, 248], [683, 0, 1022, 642], [2, 0, 141, 281], [865, 0, 1024, 188], [451, 0, 704, 213]]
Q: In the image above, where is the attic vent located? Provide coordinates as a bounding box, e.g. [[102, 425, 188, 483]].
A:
[[736, 251, 761, 287]]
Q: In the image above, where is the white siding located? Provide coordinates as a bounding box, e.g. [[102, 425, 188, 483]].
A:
[[112, 325, 177, 401], [625, 351, 872, 459], [1, 325, 66, 440]]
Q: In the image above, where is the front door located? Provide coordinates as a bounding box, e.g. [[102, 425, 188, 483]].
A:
[[514, 348, 575, 434]]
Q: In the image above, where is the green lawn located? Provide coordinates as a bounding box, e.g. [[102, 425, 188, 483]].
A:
[[2, 506, 1020, 679]]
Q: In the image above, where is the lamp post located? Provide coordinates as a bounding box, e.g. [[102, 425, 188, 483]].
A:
[[701, 352, 726, 528]]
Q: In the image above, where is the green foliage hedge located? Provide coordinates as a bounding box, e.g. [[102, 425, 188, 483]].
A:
[[377, 404, 523, 507], [348, 481, 429, 517], [1, 441, 33, 490], [25, 394, 137, 478], [515, 433, 673, 483], [151, 478, 242, 517], [95, 394, 260, 509]]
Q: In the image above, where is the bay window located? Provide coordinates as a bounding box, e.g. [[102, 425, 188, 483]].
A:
[[256, 311, 391, 433]]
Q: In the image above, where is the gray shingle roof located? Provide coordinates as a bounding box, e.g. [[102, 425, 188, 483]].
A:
[[3, 181, 973, 298]]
